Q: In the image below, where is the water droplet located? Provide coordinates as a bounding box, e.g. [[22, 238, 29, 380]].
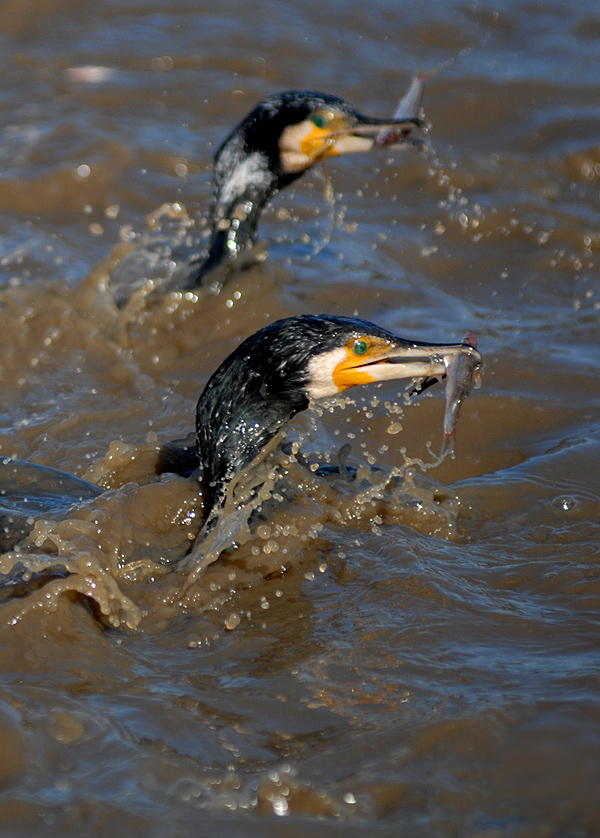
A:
[[272, 795, 289, 816], [224, 613, 241, 631], [552, 496, 576, 512]]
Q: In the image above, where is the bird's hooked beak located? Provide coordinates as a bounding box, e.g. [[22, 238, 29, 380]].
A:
[[331, 336, 482, 393], [337, 112, 429, 152], [299, 112, 428, 161], [280, 110, 428, 174]]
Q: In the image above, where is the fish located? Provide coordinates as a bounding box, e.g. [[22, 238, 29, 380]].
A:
[[440, 332, 483, 460], [376, 71, 429, 150]]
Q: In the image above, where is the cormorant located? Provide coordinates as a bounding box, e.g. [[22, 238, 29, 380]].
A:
[[0, 315, 481, 578], [193, 314, 481, 549], [109, 87, 427, 302], [193, 91, 427, 288]]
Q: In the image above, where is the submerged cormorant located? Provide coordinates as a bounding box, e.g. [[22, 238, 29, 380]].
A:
[[192, 91, 427, 287], [193, 314, 481, 549], [109, 87, 427, 301], [0, 316, 481, 572]]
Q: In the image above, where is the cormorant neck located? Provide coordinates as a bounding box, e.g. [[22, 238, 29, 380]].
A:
[[195, 327, 312, 521], [193, 135, 290, 287], [197, 384, 309, 525]]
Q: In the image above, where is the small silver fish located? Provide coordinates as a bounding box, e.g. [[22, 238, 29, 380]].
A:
[[440, 332, 483, 460], [376, 71, 428, 150]]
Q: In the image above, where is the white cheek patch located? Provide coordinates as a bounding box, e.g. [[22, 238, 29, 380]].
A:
[[217, 151, 272, 208], [279, 120, 315, 173], [306, 347, 348, 399]]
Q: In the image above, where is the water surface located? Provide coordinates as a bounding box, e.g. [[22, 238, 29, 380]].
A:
[[0, 1, 599, 835]]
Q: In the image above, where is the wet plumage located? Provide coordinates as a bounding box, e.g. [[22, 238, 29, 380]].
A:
[[194, 314, 481, 537], [109, 87, 427, 302], [192, 90, 427, 288], [0, 315, 481, 576]]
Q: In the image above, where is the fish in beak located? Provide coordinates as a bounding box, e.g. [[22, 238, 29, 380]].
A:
[[280, 74, 430, 172], [297, 110, 428, 163], [313, 331, 482, 460], [327, 335, 482, 394], [309, 71, 430, 159]]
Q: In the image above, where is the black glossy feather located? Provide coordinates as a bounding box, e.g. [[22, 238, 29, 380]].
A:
[[195, 314, 400, 517], [194, 92, 364, 286]]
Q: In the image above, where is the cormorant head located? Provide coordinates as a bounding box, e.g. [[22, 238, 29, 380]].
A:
[[198, 90, 427, 286], [196, 314, 480, 521], [219, 90, 425, 184]]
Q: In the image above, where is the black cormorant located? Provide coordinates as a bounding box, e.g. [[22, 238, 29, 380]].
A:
[[193, 314, 481, 546], [0, 315, 481, 578], [109, 88, 427, 301], [192, 91, 427, 288]]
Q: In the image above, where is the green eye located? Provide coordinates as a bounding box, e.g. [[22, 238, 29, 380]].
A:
[[312, 113, 328, 129], [353, 339, 368, 355]]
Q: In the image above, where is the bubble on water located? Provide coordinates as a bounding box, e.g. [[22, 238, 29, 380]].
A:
[[263, 539, 279, 554], [552, 496, 576, 512], [150, 55, 174, 71]]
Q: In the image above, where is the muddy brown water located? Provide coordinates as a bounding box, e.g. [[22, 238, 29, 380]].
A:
[[0, 1, 599, 836]]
